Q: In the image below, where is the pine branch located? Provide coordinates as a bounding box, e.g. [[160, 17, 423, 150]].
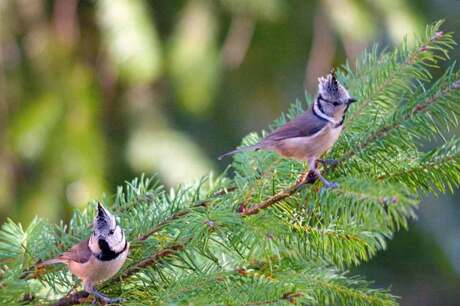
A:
[[338, 76, 460, 163], [380, 138, 460, 193], [344, 21, 455, 128]]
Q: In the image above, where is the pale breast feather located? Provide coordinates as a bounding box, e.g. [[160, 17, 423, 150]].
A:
[[68, 244, 129, 284], [273, 123, 342, 160]]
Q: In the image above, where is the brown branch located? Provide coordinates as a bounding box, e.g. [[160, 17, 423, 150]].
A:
[[119, 243, 185, 281], [241, 171, 318, 216], [50, 291, 89, 306]]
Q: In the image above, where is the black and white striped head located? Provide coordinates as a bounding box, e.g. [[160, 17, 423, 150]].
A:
[[315, 72, 357, 121], [89, 202, 125, 255]]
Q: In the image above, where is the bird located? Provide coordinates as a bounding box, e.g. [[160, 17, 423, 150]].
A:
[[38, 202, 129, 304], [219, 71, 357, 189]]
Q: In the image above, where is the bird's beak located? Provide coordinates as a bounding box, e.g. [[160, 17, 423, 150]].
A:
[[95, 202, 116, 232], [348, 97, 357, 104], [97, 202, 109, 219]]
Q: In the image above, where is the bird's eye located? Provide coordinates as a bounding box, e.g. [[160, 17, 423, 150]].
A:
[[109, 229, 114, 235], [333, 102, 340, 106]]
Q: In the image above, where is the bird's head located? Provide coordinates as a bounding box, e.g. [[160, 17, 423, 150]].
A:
[[316, 71, 357, 121], [89, 202, 125, 255]]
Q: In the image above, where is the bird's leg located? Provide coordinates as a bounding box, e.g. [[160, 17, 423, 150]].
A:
[[295, 160, 318, 185], [308, 159, 338, 190], [295, 170, 311, 185], [64, 282, 79, 298], [85, 283, 124, 305]]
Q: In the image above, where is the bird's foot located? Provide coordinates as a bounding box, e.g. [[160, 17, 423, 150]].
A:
[[93, 297, 124, 305], [318, 159, 339, 167], [320, 181, 339, 193], [91, 289, 124, 305], [105, 297, 124, 304]]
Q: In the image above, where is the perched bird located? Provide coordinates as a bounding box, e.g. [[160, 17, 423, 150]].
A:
[[38, 202, 129, 304], [219, 71, 356, 189]]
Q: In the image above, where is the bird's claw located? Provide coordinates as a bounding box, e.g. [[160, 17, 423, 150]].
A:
[[93, 297, 124, 305], [105, 297, 124, 304], [320, 182, 339, 194], [92, 290, 124, 305], [318, 159, 339, 167]]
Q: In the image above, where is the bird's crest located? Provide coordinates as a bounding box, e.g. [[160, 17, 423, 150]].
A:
[[317, 69, 350, 101]]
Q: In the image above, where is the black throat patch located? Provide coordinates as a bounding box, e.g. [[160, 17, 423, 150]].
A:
[[96, 238, 128, 261]]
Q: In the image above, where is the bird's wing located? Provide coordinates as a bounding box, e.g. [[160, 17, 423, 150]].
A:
[[263, 110, 327, 142], [59, 239, 92, 264]]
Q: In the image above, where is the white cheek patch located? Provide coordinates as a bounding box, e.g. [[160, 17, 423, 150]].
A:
[[115, 227, 124, 243], [89, 234, 101, 254], [109, 227, 126, 253], [313, 99, 339, 125]]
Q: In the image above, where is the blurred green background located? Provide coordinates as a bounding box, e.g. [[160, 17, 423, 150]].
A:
[[0, 0, 459, 305]]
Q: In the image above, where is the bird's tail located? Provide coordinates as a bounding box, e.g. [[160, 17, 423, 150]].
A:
[[218, 144, 260, 160], [20, 258, 65, 280], [36, 258, 65, 267]]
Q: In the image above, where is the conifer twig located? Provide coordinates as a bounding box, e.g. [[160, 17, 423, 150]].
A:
[[137, 211, 190, 241], [347, 30, 445, 125], [138, 187, 237, 241], [241, 171, 317, 216], [339, 79, 459, 162]]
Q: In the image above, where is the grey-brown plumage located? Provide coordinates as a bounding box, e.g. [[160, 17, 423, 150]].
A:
[[219, 72, 356, 188], [38, 203, 129, 304]]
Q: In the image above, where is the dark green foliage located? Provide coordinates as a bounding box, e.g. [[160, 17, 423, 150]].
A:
[[0, 22, 459, 305]]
